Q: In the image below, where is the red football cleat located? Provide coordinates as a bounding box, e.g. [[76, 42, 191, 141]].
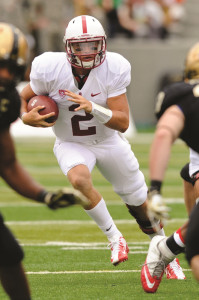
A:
[[109, 236, 129, 266], [165, 258, 186, 279], [141, 260, 164, 293], [141, 236, 176, 293]]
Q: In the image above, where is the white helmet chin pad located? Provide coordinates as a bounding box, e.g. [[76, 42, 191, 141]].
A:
[[63, 15, 107, 69]]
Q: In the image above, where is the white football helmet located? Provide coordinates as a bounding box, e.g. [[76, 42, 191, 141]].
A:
[[63, 15, 106, 69]]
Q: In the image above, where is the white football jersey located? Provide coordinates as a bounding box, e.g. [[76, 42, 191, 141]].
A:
[[30, 51, 131, 144]]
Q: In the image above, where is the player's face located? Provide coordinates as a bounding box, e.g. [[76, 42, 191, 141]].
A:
[[72, 41, 99, 62]]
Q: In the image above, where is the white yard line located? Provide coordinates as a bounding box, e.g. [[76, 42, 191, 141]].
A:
[[26, 270, 144, 274], [21, 239, 191, 274], [60, 248, 148, 254], [21, 242, 150, 254], [21, 241, 150, 246], [27, 269, 191, 275]]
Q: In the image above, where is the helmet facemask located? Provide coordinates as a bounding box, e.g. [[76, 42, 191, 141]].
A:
[[66, 37, 106, 69]]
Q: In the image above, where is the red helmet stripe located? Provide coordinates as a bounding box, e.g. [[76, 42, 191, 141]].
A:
[[81, 15, 87, 33]]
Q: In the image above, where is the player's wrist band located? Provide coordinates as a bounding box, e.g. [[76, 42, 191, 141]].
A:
[[20, 112, 27, 120], [36, 190, 48, 203], [90, 101, 112, 124], [149, 180, 162, 193]]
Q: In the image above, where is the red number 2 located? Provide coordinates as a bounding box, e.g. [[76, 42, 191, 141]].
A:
[[69, 104, 96, 136]]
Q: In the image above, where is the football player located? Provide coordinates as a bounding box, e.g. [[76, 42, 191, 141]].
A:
[[0, 22, 88, 300], [20, 15, 179, 273], [141, 42, 199, 293]]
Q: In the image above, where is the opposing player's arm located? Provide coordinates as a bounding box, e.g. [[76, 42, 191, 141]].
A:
[[147, 105, 185, 224], [149, 105, 185, 182], [0, 128, 88, 209], [0, 127, 44, 199], [20, 83, 55, 127]]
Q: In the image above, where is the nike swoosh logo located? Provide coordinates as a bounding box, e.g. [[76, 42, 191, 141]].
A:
[[91, 92, 101, 97], [106, 225, 112, 232], [144, 265, 155, 289]]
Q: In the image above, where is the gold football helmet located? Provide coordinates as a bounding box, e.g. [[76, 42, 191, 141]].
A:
[[184, 42, 199, 80], [0, 22, 29, 81]]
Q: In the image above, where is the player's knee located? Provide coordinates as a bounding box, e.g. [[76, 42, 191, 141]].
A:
[[70, 173, 90, 191], [118, 185, 147, 206], [0, 215, 24, 267]]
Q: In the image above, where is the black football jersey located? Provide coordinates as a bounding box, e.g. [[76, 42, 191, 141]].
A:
[[0, 87, 21, 129], [155, 81, 199, 152]]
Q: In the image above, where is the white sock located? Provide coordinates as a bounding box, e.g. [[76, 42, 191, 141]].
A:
[[85, 198, 122, 241]]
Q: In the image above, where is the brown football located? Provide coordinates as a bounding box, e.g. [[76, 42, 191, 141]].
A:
[[27, 95, 59, 123]]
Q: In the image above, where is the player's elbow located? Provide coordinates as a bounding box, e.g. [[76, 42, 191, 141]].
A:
[[107, 114, 129, 132], [119, 119, 129, 133], [120, 125, 129, 133], [0, 157, 17, 178]]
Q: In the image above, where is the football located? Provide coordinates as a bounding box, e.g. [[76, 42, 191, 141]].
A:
[[27, 95, 59, 123]]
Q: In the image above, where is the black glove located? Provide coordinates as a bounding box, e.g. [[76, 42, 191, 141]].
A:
[[37, 188, 89, 210]]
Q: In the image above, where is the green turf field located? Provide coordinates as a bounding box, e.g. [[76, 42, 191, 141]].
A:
[[0, 134, 197, 300]]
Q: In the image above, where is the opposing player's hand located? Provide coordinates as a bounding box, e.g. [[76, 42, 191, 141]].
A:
[[22, 106, 56, 127], [65, 90, 92, 113], [147, 190, 170, 227], [43, 188, 90, 210]]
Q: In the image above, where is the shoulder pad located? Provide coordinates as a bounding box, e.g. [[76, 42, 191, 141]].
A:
[[163, 82, 193, 100], [155, 82, 193, 119]]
